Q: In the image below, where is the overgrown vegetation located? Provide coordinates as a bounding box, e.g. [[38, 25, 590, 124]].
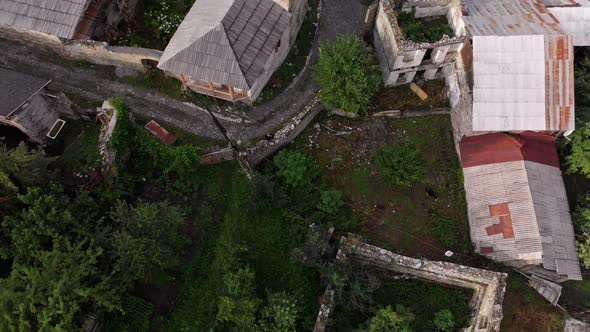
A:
[[258, 0, 320, 102], [396, 11, 454, 43], [314, 36, 383, 115], [375, 144, 425, 187], [114, 0, 195, 50], [331, 274, 472, 332]]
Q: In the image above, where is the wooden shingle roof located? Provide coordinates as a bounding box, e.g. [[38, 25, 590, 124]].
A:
[[0, 0, 91, 39], [158, 0, 291, 90]]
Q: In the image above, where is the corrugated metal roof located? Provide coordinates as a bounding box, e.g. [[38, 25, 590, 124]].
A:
[[144, 120, 176, 145], [158, 0, 291, 91], [466, 0, 575, 131], [541, 0, 579, 7], [0, 0, 91, 39], [460, 133, 582, 280], [464, 0, 564, 36], [549, 6, 590, 45]]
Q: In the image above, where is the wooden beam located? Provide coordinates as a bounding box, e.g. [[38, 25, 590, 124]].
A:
[[229, 86, 235, 100]]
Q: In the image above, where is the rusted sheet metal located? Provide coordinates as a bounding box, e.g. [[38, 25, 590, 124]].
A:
[[545, 35, 575, 130], [144, 120, 177, 145], [460, 132, 582, 280], [199, 148, 235, 165]]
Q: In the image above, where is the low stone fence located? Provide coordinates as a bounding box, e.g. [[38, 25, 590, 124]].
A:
[[313, 236, 507, 332], [0, 26, 162, 73]]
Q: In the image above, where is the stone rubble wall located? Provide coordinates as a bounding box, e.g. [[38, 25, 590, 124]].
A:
[[336, 237, 507, 332], [0, 25, 162, 74]]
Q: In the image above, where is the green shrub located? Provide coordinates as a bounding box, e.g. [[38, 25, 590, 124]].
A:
[[314, 36, 382, 115], [433, 309, 455, 332], [566, 122, 590, 177], [273, 150, 320, 188], [396, 11, 454, 43], [375, 144, 424, 187], [432, 217, 459, 248], [367, 306, 412, 332], [573, 196, 590, 268], [318, 190, 344, 214], [259, 292, 300, 332]]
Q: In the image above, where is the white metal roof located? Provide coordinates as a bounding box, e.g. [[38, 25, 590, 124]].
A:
[[472, 35, 547, 131], [549, 6, 590, 46]]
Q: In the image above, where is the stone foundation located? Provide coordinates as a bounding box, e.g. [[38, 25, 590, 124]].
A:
[[313, 236, 507, 332]]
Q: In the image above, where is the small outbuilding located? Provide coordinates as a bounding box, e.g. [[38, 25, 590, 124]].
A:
[[0, 67, 76, 144], [460, 132, 582, 281]]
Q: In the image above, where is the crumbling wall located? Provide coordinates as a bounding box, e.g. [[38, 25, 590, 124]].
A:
[[373, 0, 466, 87], [0, 25, 162, 73], [335, 237, 507, 332]]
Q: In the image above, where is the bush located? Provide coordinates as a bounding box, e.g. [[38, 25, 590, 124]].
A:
[[433, 309, 455, 332], [317, 190, 344, 214], [573, 196, 590, 268], [375, 144, 424, 187], [566, 122, 590, 177], [396, 11, 454, 43], [314, 36, 382, 115], [273, 150, 320, 188], [367, 306, 412, 332]]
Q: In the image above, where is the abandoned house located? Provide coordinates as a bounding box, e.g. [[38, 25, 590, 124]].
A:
[[0, 67, 76, 144], [460, 132, 582, 281], [372, 0, 467, 86], [157, 0, 307, 103], [462, 0, 575, 134], [0, 0, 139, 41]]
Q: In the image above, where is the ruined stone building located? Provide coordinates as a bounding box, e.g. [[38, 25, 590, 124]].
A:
[[0, 67, 76, 144], [372, 0, 467, 86], [158, 0, 308, 103]]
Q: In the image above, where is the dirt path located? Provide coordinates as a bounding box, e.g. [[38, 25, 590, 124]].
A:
[[0, 0, 369, 145]]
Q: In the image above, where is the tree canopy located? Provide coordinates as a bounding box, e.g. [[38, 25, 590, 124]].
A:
[[314, 36, 382, 115]]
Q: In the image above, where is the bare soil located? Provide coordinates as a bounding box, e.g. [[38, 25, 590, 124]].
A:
[[294, 114, 470, 260]]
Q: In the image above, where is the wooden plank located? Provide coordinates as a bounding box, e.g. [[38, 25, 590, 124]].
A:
[[410, 82, 429, 101]]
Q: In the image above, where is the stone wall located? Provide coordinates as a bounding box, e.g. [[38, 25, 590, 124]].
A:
[[0, 25, 162, 73], [335, 237, 507, 332]]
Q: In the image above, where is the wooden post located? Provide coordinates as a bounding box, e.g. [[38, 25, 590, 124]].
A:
[[229, 86, 235, 101]]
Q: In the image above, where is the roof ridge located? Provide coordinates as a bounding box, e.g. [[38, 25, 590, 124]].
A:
[[217, 20, 252, 89]]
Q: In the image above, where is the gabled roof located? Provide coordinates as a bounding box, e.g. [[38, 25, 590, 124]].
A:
[[158, 0, 291, 91], [0, 67, 51, 117], [0, 0, 91, 39], [464, 0, 575, 132], [460, 133, 582, 280]]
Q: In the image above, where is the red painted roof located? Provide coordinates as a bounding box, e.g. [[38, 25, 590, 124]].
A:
[[460, 132, 560, 168], [144, 120, 177, 145]]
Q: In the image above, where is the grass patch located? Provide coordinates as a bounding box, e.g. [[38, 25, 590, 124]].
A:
[[294, 115, 470, 258], [396, 10, 454, 43], [567, 280, 590, 293], [501, 273, 565, 331], [257, 0, 320, 102]]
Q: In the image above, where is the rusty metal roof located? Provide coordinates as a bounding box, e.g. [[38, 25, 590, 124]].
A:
[[549, 5, 590, 46], [144, 120, 177, 145], [460, 133, 582, 280]]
